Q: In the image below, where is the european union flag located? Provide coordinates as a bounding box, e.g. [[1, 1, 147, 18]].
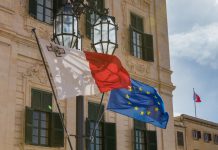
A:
[[107, 79, 169, 129]]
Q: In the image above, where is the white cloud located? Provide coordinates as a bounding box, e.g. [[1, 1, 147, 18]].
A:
[[170, 23, 218, 69]]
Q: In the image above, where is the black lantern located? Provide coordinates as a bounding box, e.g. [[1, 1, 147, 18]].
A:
[[53, 3, 79, 48], [92, 16, 118, 55]]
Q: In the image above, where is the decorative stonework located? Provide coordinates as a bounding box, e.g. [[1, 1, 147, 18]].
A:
[[18, 0, 27, 15], [128, 0, 150, 10], [125, 55, 151, 76], [23, 63, 49, 85], [24, 16, 53, 40]]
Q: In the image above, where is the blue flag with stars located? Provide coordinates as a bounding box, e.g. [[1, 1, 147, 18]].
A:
[[107, 79, 169, 129]]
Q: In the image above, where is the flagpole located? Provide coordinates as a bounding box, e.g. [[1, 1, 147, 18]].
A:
[[32, 28, 73, 150], [193, 88, 197, 117]]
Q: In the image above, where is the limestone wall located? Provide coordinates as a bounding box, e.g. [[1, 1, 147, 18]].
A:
[[0, 0, 175, 150]]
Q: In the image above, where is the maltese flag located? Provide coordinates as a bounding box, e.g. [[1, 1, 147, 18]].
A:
[[38, 39, 130, 100], [194, 91, 202, 103]]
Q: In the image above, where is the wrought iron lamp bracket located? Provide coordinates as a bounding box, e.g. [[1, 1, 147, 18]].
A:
[[70, 0, 109, 18]]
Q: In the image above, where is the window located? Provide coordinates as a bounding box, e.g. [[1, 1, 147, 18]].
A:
[[214, 134, 218, 144], [86, 0, 104, 39], [177, 131, 184, 146], [192, 130, 201, 140], [203, 133, 212, 142], [29, 0, 65, 24], [135, 129, 145, 150], [130, 13, 154, 61], [25, 89, 64, 147], [134, 120, 157, 150], [86, 102, 116, 150]]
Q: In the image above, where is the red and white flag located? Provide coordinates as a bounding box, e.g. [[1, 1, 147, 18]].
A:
[[193, 91, 202, 103], [38, 39, 130, 100]]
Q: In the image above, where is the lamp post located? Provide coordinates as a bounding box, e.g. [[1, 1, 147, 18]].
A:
[[53, 1, 118, 150]]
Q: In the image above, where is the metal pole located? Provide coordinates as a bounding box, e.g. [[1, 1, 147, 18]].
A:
[[193, 88, 197, 117], [32, 28, 73, 150], [76, 96, 84, 150]]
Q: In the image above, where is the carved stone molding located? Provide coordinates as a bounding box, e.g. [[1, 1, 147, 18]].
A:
[[125, 55, 151, 76], [126, 0, 150, 10], [23, 63, 49, 85], [18, 0, 27, 16], [24, 16, 53, 40]]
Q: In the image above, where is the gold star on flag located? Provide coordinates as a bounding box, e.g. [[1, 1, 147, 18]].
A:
[[146, 111, 151, 115], [128, 101, 132, 105], [139, 87, 143, 91], [154, 95, 158, 99], [146, 91, 150, 95], [157, 102, 160, 105], [128, 86, 132, 92], [134, 107, 139, 110], [140, 111, 144, 115], [154, 107, 159, 112], [125, 94, 130, 99]]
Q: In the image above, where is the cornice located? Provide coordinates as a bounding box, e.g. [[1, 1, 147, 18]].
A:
[[179, 114, 218, 130], [159, 66, 173, 75], [0, 5, 15, 15], [0, 27, 37, 48]]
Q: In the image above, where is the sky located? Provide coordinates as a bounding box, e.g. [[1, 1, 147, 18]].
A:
[[166, 0, 218, 123]]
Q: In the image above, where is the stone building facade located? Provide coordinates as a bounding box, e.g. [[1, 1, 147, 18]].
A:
[[175, 114, 218, 150], [0, 0, 175, 150]]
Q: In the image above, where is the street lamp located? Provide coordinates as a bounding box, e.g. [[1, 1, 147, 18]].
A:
[[53, 1, 118, 150], [53, 3, 79, 48], [92, 16, 118, 55]]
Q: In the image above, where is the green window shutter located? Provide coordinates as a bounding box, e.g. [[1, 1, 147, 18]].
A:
[[41, 92, 52, 112], [131, 14, 137, 28], [143, 33, 154, 62], [86, 0, 104, 38], [177, 131, 184, 146], [146, 131, 157, 150], [104, 122, 116, 150], [29, 0, 37, 17], [86, 119, 91, 149], [129, 25, 134, 55], [197, 131, 201, 139], [134, 120, 146, 130], [31, 89, 42, 110], [97, 0, 104, 11], [131, 13, 143, 32], [144, 131, 148, 150], [88, 102, 104, 121], [53, 0, 66, 19], [25, 107, 34, 144], [86, 12, 92, 39], [50, 112, 64, 147]]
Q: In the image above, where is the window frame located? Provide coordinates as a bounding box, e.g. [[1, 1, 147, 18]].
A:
[[130, 13, 154, 62], [87, 102, 116, 150], [192, 130, 201, 140], [32, 110, 51, 146], [89, 120, 104, 150], [130, 13, 144, 60], [203, 132, 212, 143], [214, 134, 218, 144], [86, 0, 105, 39], [29, 0, 64, 25], [36, 0, 53, 24], [133, 120, 157, 150], [134, 129, 145, 150], [87, 102, 105, 150], [177, 131, 184, 146], [25, 88, 64, 147]]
